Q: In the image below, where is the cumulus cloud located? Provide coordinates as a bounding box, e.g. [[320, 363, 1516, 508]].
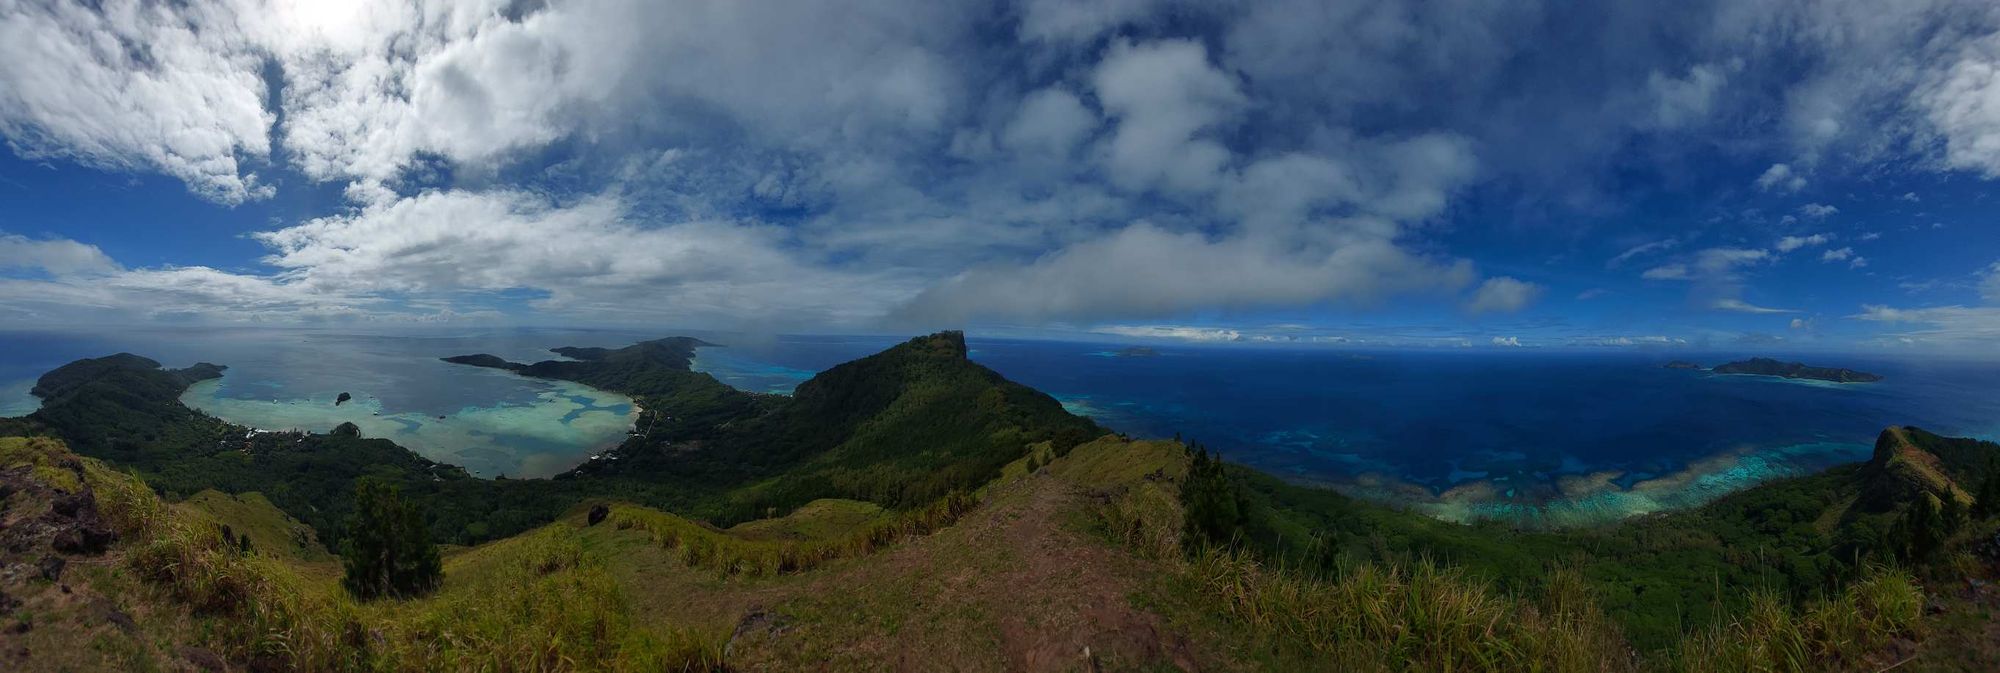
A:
[[1754, 163, 1806, 192], [1002, 88, 1099, 159], [255, 189, 901, 326], [1920, 33, 2000, 176], [1464, 277, 1542, 315], [1982, 261, 2000, 301], [1091, 39, 1245, 194], [1820, 247, 1868, 268], [9, 0, 2000, 336], [0, 0, 275, 203], [1490, 336, 1522, 347], [1798, 203, 1840, 219], [1775, 233, 1833, 252]]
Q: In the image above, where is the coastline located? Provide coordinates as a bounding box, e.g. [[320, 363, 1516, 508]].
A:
[[1282, 439, 1872, 529], [180, 373, 637, 479]]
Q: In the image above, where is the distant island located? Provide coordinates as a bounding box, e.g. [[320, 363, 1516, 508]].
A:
[[1663, 360, 1703, 370], [1712, 357, 1882, 383], [1116, 346, 1160, 357]]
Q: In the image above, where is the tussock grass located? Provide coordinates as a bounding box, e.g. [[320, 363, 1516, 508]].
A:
[[611, 489, 978, 576], [1660, 568, 1922, 673], [1099, 480, 1184, 559], [80, 450, 726, 672], [1185, 548, 1634, 672]]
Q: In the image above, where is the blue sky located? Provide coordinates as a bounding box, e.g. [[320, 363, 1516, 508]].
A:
[[2, 1, 1999, 355]]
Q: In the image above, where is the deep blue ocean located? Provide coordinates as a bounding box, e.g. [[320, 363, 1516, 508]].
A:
[[5, 328, 1998, 525]]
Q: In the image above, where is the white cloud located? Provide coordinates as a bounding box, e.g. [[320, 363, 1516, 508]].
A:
[[0, 234, 120, 276], [1642, 264, 1692, 281], [1490, 336, 1522, 347], [1091, 39, 1245, 194], [1919, 33, 2000, 177], [8, 0, 2000, 335], [894, 222, 1475, 324], [1852, 303, 2000, 349], [1798, 203, 1840, 219], [0, 0, 275, 204], [1775, 233, 1833, 252], [1464, 276, 1543, 315], [1789, 317, 1811, 330], [1694, 247, 1772, 274], [1607, 238, 1677, 268], [1002, 88, 1099, 159], [1711, 298, 1796, 314], [1754, 163, 1806, 192], [1820, 247, 1854, 262], [255, 189, 899, 327], [1646, 62, 1733, 129], [1569, 335, 1688, 348], [1981, 261, 2000, 301]]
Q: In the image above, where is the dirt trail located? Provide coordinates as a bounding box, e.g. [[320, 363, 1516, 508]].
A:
[[720, 470, 1205, 671]]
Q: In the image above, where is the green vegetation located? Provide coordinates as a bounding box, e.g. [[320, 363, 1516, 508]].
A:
[[341, 478, 444, 600], [177, 489, 333, 562], [4, 333, 1996, 670]]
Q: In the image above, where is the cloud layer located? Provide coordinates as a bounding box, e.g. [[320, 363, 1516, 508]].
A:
[[2, 0, 2000, 336]]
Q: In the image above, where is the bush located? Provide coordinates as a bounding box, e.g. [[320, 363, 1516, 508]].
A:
[[341, 478, 443, 600]]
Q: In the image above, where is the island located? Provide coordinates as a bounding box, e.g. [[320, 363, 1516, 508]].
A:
[[1663, 360, 1703, 370], [439, 353, 523, 371], [1116, 346, 1160, 357], [335, 392, 352, 406], [1711, 357, 1882, 382]]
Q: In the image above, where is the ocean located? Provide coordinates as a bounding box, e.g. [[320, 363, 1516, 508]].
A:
[[5, 328, 1998, 526]]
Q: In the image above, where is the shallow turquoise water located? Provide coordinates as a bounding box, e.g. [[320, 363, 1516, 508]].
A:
[[0, 328, 651, 478]]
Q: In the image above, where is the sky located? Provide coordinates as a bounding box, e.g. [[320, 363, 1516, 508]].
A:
[[1, 1, 1999, 355]]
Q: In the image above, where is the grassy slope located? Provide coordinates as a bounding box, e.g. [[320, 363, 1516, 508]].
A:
[[6, 432, 1987, 672], [8, 336, 2000, 670], [175, 490, 335, 563]]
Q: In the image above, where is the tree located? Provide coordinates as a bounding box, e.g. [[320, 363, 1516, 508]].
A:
[[1975, 462, 2000, 520], [341, 478, 442, 600], [1181, 443, 1246, 548], [1894, 493, 1947, 564]]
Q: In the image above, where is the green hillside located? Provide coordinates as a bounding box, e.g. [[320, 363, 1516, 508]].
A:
[[3, 333, 1998, 671]]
